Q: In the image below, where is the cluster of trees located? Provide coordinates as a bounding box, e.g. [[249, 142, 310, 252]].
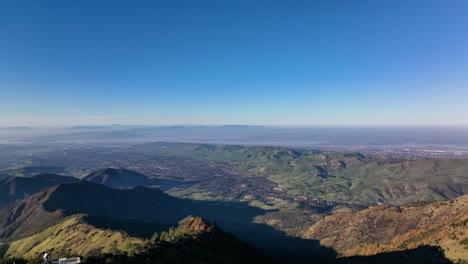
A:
[[82, 218, 268, 264], [151, 223, 214, 244], [3, 217, 268, 264]]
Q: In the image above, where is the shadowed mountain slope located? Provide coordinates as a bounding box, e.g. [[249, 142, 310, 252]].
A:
[[0, 181, 336, 263], [0, 173, 80, 208], [1, 215, 271, 264], [0, 182, 186, 239], [83, 168, 158, 189], [85, 216, 271, 264]]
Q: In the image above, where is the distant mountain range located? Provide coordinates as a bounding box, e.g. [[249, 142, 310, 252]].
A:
[[3, 126, 468, 149], [2, 127, 34, 130]]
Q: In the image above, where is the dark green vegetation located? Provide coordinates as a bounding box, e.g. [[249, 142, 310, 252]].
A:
[[0, 258, 27, 264], [85, 216, 271, 264], [130, 143, 468, 203], [0, 143, 467, 263], [0, 181, 335, 263], [2, 177, 465, 262], [0, 216, 270, 264], [2, 216, 270, 264], [3, 143, 467, 204]]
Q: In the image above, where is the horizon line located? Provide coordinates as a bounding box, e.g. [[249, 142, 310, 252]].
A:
[[2, 124, 468, 129]]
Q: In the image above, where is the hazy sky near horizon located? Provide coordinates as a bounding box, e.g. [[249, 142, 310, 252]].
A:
[[1, 0, 468, 127]]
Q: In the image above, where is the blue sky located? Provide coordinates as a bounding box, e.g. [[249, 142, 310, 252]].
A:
[[0, 0, 467, 126]]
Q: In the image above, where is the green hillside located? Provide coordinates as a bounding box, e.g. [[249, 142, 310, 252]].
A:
[[0, 181, 334, 263], [0, 216, 144, 259], [130, 143, 468, 203], [1, 216, 269, 264], [0, 182, 271, 263]]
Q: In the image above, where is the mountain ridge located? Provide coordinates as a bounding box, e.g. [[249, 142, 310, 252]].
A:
[[0, 174, 80, 209], [83, 168, 158, 189], [304, 194, 468, 261]]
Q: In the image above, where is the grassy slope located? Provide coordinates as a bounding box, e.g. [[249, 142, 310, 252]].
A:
[[332, 159, 468, 203], [3, 143, 467, 203], [2, 216, 270, 264], [1, 216, 143, 259], [132, 143, 468, 203], [304, 194, 468, 261]]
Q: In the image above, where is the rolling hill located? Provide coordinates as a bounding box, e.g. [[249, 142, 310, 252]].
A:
[[83, 168, 158, 189], [0, 166, 88, 178], [0, 181, 335, 263], [131, 142, 468, 203], [0, 173, 80, 208], [0, 181, 186, 240], [1, 180, 466, 263], [0, 181, 270, 242], [0, 214, 270, 264], [0, 182, 276, 263], [0, 216, 145, 259], [304, 194, 468, 262]]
